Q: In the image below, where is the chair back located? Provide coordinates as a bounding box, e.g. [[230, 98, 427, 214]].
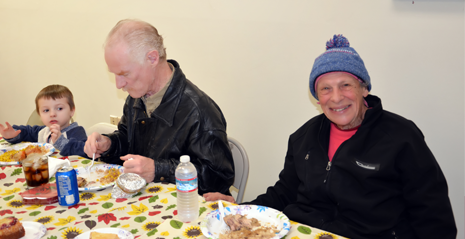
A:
[[86, 122, 117, 136], [27, 110, 44, 126], [228, 136, 249, 203]]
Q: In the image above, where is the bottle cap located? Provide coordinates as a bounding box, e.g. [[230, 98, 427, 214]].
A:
[[180, 155, 190, 163]]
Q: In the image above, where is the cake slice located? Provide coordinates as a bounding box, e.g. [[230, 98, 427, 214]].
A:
[[0, 217, 25, 239], [90, 231, 120, 239]]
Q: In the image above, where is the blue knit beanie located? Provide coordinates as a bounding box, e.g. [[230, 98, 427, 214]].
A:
[[309, 34, 371, 100]]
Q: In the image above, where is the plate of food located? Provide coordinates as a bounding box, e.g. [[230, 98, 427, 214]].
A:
[[200, 205, 290, 239], [75, 164, 123, 191], [74, 228, 133, 239], [0, 142, 55, 166], [0, 217, 46, 239]]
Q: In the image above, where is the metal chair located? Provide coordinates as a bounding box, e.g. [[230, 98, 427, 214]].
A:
[[86, 122, 117, 136], [228, 136, 249, 203]]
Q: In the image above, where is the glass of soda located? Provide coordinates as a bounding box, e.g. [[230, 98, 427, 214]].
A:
[[22, 155, 49, 188]]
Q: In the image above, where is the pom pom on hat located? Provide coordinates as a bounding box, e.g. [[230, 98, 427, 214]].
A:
[[326, 34, 350, 50], [309, 34, 371, 100]]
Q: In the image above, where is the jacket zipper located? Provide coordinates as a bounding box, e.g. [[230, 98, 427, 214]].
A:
[[316, 119, 333, 228], [324, 161, 332, 183], [392, 231, 397, 239], [317, 119, 330, 184]]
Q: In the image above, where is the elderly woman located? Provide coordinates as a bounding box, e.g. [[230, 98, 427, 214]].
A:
[[204, 35, 456, 239]]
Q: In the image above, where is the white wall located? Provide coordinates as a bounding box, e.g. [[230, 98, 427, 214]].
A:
[[0, 0, 463, 237]]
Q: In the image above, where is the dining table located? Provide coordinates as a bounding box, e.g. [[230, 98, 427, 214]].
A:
[[0, 135, 347, 239]]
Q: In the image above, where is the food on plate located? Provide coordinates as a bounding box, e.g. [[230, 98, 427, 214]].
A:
[[79, 167, 121, 188], [89, 231, 120, 239], [220, 214, 279, 239], [77, 176, 87, 187], [0, 217, 25, 239], [0, 151, 18, 163], [13, 145, 47, 162], [99, 168, 121, 184], [24, 144, 45, 155], [224, 214, 260, 231], [11, 150, 26, 162], [0, 145, 48, 163], [219, 227, 278, 239]]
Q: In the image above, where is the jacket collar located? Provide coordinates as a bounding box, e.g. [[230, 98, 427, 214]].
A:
[[359, 94, 383, 130], [131, 60, 186, 127]]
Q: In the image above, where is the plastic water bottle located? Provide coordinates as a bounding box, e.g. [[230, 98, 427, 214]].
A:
[[175, 155, 199, 222]]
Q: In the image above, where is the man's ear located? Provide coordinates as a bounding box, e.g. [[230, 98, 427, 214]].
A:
[[147, 50, 160, 66]]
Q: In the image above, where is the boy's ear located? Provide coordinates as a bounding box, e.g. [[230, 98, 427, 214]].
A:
[[70, 107, 76, 118]]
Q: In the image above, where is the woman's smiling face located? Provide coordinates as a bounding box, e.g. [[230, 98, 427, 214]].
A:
[[316, 72, 369, 130]]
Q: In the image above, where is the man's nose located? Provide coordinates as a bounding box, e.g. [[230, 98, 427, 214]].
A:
[[115, 76, 126, 89]]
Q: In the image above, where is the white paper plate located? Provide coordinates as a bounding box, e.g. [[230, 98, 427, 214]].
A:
[[0, 143, 55, 166], [22, 221, 47, 239], [74, 228, 133, 239], [0, 142, 9, 149], [75, 164, 124, 191], [200, 205, 291, 239]]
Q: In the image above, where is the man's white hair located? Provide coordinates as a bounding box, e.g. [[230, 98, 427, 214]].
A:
[[105, 19, 166, 64]]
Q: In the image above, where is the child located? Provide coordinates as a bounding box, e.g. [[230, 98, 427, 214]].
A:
[[0, 85, 88, 157]]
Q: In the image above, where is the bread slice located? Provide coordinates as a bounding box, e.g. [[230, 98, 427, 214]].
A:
[[89, 231, 119, 239]]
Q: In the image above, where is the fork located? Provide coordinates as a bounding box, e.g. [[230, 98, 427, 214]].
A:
[[217, 200, 230, 232], [86, 153, 95, 175]]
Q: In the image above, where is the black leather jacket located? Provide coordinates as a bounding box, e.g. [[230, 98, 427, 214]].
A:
[[101, 60, 234, 195]]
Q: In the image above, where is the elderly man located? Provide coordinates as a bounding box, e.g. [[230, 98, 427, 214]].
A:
[[84, 19, 234, 195]]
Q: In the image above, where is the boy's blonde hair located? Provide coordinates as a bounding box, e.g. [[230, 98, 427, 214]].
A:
[[35, 85, 75, 114]]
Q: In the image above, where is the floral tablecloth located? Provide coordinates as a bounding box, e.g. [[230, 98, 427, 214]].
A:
[[0, 136, 346, 239]]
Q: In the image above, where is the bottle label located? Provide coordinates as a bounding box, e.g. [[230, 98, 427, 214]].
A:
[[176, 176, 198, 193]]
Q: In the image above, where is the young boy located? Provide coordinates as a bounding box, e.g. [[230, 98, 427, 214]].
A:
[[0, 85, 88, 157]]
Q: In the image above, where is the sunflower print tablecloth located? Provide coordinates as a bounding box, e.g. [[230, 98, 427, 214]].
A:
[[156, 200, 347, 239], [0, 138, 346, 239]]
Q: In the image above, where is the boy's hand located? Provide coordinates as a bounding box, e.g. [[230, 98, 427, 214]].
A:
[[0, 122, 21, 139], [84, 132, 111, 158], [49, 124, 62, 144], [121, 155, 156, 183]]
